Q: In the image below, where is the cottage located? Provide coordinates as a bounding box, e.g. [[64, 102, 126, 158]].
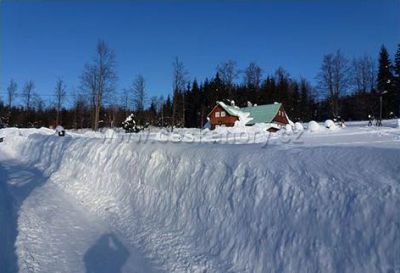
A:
[[208, 101, 290, 131]]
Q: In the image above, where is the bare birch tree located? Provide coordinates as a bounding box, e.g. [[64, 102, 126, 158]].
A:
[[172, 57, 187, 128], [132, 74, 146, 112], [7, 79, 17, 108], [22, 80, 35, 110], [54, 79, 66, 125], [244, 62, 262, 89], [317, 50, 349, 117], [352, 55, 376, 93], [72, 91, 87, 129], [217, 60, 238, 97], [120, 88, 130, 117], [81, 40, 116, 130]]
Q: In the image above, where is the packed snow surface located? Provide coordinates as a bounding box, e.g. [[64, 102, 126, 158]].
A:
[[1, 120, 400, 273]]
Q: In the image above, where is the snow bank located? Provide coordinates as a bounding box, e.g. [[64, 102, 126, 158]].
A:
[[0, 127, 54, 138], [2, 131, 399, 273]]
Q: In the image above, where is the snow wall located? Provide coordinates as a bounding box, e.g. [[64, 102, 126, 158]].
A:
[[13, 134, 400, 273]]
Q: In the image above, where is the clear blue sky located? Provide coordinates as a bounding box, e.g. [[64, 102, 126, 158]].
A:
[[1, 0, 399, 105]]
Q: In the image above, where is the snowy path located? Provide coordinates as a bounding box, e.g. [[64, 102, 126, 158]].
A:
[[0, 159, 48, 273], [0, 156, 163, 273]]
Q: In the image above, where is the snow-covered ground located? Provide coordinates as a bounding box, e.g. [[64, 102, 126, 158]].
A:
[[0, 120, 399, 273]]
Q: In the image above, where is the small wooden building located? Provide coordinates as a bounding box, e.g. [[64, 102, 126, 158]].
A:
[[208, 101, 290, 130]]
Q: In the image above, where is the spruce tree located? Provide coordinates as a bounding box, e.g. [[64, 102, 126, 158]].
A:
[[377, 45, 395, 117], [377, 46, 393, 91], [394, 44, 400, 115], [394, 44, 400, 77]]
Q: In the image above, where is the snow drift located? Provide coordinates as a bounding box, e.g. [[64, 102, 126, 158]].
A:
[[1, 129, 400, 273]]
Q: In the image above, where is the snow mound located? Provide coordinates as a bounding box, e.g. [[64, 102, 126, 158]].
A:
[[284, 124, 293, 133], [308, 120, 320, 132], [325, 119, 336, 129], [294, 122, 304, 132]]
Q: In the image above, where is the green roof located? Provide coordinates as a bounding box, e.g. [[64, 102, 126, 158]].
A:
[[241, 103, 282, 125], [217, 101, 282, 125]]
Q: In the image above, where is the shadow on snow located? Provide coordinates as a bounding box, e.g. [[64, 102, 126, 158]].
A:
[[84, 233, 129, 273]]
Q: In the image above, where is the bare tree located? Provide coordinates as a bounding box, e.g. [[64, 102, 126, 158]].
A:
[[217, 60, 238, 99], [72, 91, 87, 129], [7, 79, 17, 108], [172, 57, 188, 128], [81, 64, 97, 128], [132, 74, 146, 112], [22, 80, 35, 110], [120, 88, 130, 117], [157, 95, 165, 127], [244, 62, 262, 89], [81, 40, 116, 130], [32, 94, 45, 111], [317, 50, 349, 117], [217, 60, 238, 86], [352, 55, 376, 93], [54, 79, 66, 125]]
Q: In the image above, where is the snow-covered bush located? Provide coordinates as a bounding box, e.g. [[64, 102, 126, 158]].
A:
[[122, 114, 141, 133], [55, 125, 65, 136], [324, 119, 336, 129], [294, 122, 304, 132], [397, 119, 400, 128], [308, 121, 320, 132]]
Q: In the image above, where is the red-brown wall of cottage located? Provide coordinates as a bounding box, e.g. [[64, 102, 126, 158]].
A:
[[208, 105, 238, 129], [272, 105, 289, 125]]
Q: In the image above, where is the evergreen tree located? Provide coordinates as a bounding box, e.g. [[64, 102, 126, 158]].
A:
[[377, 46, 394, 92], [394, 44, 400, 77], [191, 79, 201, 127], [299, 79, 311, 121], [259, 76, 276, 104], [394, 44, 400, 116], [275, 68, 290, 104], [290, 81, 300, 121], [377, 45, 395, 117], [164, 95, 172, 126]]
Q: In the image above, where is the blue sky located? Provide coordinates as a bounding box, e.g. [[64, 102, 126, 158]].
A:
[[1, 1, 399, 105]]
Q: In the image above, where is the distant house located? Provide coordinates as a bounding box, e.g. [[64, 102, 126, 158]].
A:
[[207, 101, 290, 131]]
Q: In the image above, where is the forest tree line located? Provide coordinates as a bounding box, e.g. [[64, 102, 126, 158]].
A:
[[0, 41, 399, 130]]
